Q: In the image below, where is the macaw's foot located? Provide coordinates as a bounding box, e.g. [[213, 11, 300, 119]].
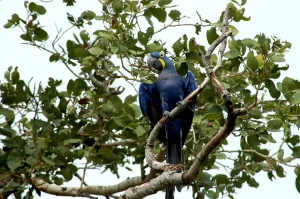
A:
[[163, 111, 170, 118]]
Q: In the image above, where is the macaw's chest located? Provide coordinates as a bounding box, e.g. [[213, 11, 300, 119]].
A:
[[156, 73, 185, 109], [156, 73, 184, 91]]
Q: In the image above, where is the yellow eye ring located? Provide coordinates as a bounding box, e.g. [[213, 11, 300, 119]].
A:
[[159, 51, 164, 57]]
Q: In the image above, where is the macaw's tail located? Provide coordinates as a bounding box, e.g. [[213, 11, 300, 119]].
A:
[[166, 187, 175, 199], [166, 140, 182, 199]]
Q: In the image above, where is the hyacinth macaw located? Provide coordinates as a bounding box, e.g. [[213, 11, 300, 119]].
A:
[[139, 51, 198, 199]]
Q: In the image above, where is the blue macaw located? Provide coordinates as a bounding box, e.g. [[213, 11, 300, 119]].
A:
[[139, 51, 198, 199]]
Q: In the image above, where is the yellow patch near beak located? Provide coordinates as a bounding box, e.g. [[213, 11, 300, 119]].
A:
[[159, 58, 165, 68]]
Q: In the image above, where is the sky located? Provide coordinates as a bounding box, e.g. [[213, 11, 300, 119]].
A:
[[1, 0, 300, 199]]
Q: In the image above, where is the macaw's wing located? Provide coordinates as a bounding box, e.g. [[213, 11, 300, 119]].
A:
[[139, 83, 166, 144], [181, 71, 198, 144], [183, 71, 198, 109]]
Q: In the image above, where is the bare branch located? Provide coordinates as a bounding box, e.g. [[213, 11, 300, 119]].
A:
[[205, 29, 232, 58], [217, 6, 231, 67]]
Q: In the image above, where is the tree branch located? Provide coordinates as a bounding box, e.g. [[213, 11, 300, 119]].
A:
[[102, 139, 135, 147], [220, 149, 298, 168], [30, 172, 157, 198]]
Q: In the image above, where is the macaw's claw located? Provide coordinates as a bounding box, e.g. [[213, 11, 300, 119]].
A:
[[163, 111, 170, 118]]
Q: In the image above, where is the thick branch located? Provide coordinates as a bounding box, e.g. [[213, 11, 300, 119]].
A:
[[183, 108, 247, 183], [31, 172, 157, 198]]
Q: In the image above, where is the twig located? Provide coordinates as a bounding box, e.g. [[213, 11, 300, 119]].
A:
[[88, 71, 109, 94], [61, 60, 84, 79], [74, 173, 88, 186], [102, 139, 135, 147], [154, 22, 209, 34], [220, 150, 298, 168]]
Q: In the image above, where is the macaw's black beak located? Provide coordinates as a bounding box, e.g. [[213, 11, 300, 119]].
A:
[[147, 55, 164, 72]]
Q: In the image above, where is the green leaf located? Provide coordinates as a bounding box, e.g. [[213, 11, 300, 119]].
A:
[[11, 68, 20, 84], [88, 47, 104, 56], [111, 46, 119, 54], [7, 152, 21, 171], [150, 7, 167, 23], [224, 50, 239, 59], [26, 156, 37, 166], [125, 95, 137, 104], [296, 176, 300, 193], [67, 79, 74, 94], [168, 10, 181, 21], [34, 28, 48, 41], [63, 139, 81, 145], [291, 91, 300, 104], [79, 30, 90, 43], [137, 31, 148, 46], [242, 38, 260, 48], [275, 165, 285, 177], [215, 174, 229, 185], [112, 0, 123, 13], [81, 10, 96, 20], [53, 176, 64, 185], [264, 79, 280, 99], [28, 2, 37, 12], [4, 21, 14, 29], [135, 125, 146, 136], [241, 0, 247, 5], [282, 77, 300, 103], [74, 48, 89, 58], [35, 5, 46, 15], [110, 95, 123, 110], [61, 167, 73, 181], [202, 113, 222, 121], [267, 119, 283, 130], [292, 146, 300, 158], [247, 52, 258, 71], [270, 54, 285, 62], [277, 149, 284, 161], [20, 34, 31, 41], [228, 25, 239, 36], [63, 0, 76, 6], [172, 38, 183, 56], [158, 0, 172, 7], [295, 167, 300, 176], [145, 43, 163, 53], [42, 156, 55, 166], [206, 27, 219, 45]]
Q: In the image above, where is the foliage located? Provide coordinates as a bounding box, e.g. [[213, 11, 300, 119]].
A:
[[1, 0, 300, 198]]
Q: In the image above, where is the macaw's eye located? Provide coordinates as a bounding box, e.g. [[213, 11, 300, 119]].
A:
[[159, 51, 164, 57]]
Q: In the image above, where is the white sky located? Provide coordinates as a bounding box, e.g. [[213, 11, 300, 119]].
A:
[[1, 0, 300, 199]]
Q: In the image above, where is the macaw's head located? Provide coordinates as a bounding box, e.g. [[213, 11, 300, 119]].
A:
[[147, 51, 174, 72]]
